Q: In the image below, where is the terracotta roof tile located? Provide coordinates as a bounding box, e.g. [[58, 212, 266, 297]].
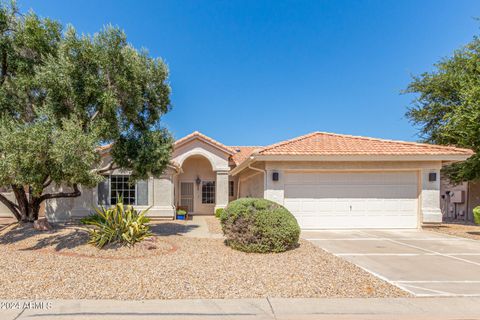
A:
[[230, 146, 263, 165], [258, 132, 474, 156]]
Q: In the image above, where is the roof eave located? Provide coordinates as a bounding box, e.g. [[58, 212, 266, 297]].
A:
[[229, 156, 256, 176], [254, 154, 473, 162]]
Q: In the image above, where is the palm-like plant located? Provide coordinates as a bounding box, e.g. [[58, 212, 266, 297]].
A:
[[81, 199, 153, 248]]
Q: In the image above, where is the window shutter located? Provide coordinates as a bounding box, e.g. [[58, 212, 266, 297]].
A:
[[136, 180, 148, 205], [97, 177, 110, 205]]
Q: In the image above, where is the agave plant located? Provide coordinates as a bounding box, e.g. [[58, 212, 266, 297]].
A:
[[81, 200, 153, 248]]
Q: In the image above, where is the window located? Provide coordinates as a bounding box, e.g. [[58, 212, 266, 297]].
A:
[[229, 181, 234, 197], [202, 181, 215, 204], [97, 175, 148, 206], [111, 175, 135, 205]]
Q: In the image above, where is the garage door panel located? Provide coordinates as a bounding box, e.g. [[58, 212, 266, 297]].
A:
[[286, 171, 417, 185], [285, 185, 317, 198], [284, 172, 418, 229], [286, 185, 416, 200]]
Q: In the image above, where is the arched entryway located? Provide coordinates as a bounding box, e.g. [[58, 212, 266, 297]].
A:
[[177, 155, 217, 215]]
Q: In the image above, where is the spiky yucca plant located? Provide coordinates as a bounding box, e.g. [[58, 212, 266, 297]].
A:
[[81, 201, 153, 248]]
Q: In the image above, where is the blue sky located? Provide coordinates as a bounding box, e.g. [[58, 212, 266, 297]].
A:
[[21, 0, 480, 146]]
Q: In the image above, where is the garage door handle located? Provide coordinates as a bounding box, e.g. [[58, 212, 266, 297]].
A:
[[350, 205, 352, 211]]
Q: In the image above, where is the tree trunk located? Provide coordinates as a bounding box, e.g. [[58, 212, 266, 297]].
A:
[[4, 184, 81, 223], [12, 185, 31, 222]]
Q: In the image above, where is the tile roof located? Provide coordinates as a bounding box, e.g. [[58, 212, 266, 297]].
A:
[[175, 131, 235, 154], [230, 146, 263, 165], [257, 132, 474, 156], [96, 143, 113, 152]]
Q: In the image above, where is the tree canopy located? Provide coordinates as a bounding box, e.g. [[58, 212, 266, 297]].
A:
[[0, 2, 173, 221], [405, 32, 480, 183]]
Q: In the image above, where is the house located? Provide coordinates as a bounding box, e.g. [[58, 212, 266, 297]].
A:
[[0, 131, 473, 229]]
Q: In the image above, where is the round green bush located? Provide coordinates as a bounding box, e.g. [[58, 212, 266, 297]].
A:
[[220, 198, 300, 253], [474, 206, 480, 225]]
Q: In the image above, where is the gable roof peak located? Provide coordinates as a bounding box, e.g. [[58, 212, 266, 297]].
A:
[[175, 131, 235, 155]]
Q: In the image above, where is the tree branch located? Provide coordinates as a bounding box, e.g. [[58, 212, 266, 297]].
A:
[[43, 177, 52, 188], [39, 184, 81, 202], [0, 192, 21, 220], [0, 47, 8, 85], [90, 110, 99, 122]]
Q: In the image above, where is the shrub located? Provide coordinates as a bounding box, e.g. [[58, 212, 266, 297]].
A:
[[215, 208, 224, 218], [176, 209, 186, 216], [81, 202, 152, 248], [474, 206, 480, 225], [220, 198, 300, 253]]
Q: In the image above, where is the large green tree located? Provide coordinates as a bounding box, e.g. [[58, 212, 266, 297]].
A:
[[405, 33, 480, 183], [0, 2, 173, 222]]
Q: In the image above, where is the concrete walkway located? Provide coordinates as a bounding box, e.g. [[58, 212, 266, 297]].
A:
[[2, 297, 480, 319], [150, 215, 223, 239]]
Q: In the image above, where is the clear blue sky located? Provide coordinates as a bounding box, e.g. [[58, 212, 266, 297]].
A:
[[21, 0, 480, 146]]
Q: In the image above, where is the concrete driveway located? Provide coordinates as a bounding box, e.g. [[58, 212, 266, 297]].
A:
[[303, 229, 480, 297]]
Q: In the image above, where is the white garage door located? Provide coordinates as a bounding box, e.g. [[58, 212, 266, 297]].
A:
[[284, 171, 418, 229]]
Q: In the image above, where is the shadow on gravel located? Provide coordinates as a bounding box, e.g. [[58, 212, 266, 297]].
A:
[[0, 223, 89, 251]]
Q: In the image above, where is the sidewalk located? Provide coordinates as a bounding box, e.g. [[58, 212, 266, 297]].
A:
[[2, 297, 480, 320]]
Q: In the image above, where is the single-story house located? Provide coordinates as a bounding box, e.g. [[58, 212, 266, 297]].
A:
[[0, 131, 474, 229]]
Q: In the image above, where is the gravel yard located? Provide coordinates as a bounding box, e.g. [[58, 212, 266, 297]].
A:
[[204, 216, 223, 234], [426, 222, 480, 240], [0, 222, 408, 300]]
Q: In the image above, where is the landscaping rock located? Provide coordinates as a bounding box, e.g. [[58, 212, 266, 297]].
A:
[[33, 219, 52, 231], [0, 221, 409, 300]]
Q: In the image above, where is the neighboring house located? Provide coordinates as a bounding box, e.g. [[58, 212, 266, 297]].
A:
[[0, 131, 473, 229], [440, 177, 480, 222]]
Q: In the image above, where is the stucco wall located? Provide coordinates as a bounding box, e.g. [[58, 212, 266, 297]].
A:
[[0, 191, 16, 217], [237, 166, 265, 198]]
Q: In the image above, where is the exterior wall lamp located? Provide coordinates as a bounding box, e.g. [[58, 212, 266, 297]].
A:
[[195, 176, 201, 189]]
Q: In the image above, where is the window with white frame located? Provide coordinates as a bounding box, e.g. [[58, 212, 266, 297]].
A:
[[202, 181, 215, 204], [97, 175, 148, 206]]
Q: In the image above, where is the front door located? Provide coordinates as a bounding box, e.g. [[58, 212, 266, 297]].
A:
[[180, 182, 194, 213]]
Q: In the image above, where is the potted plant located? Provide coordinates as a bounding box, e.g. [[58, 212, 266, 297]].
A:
[[176, 209, 187, 220]]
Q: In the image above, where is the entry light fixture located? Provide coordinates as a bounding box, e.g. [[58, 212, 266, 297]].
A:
[[195, 177, 201, 186], [428, 172, 437, 182]]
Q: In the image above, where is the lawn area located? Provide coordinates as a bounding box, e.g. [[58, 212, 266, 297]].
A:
[[426, 222, 480, 240], [0, 219, 408, 300]]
